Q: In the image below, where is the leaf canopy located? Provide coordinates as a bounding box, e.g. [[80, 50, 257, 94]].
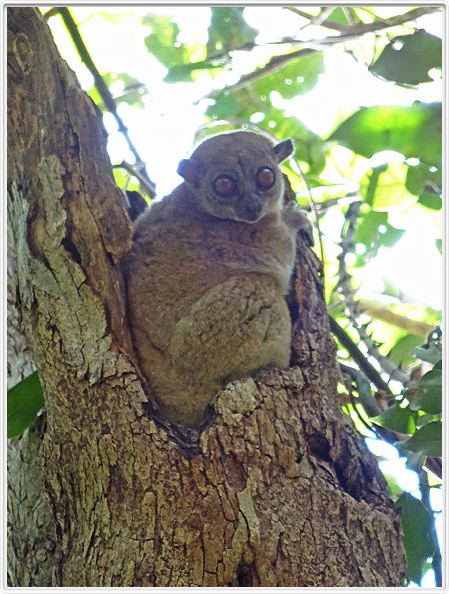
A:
[[369, 30, 442, 86], [329, 103, 442, 167]]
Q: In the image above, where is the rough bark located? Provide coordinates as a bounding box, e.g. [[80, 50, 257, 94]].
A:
[[7, 63, 55, 588], [7, 7, 407, 587], [7, 237, 35, 389]]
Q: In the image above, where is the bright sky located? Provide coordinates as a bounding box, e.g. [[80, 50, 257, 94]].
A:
[[48, 9, 443, 585]]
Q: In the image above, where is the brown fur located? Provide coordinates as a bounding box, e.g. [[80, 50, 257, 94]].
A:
[[122, 131, 310, 427]]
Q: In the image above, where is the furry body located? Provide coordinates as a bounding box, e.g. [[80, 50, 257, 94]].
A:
[[123, 132, 307, 426]]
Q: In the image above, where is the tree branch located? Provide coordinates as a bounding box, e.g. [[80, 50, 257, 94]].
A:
[[331, 318, 442, 481], [204, 6, 441, 98], [326, 6, 442, 37], [358, 301, 434, 338], [336, 202, 411, 385], [330, 316, 391, 394], [224, 48, 317, 95], [285, 6, 339, 30], [286, 6, 441, 36], [339, 362, 382, 417], [211, 5, 441, 65], [55, 7, 156, 196], [338, 362, 442, 480], [284, 7, 319, 23], [113, 161, 155, 199]]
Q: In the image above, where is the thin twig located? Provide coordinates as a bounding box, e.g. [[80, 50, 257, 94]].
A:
[[330, 317, 391, 394], [205, 6, 440, 67], [339, 363, 382, 417], [43, 7, 60, 20], [334, 325, 442, 480], [311, 7, 336, 27], [284, 7, 318, 22], [181, 5, 444, 114], [56, 7, 156, 194], [336, 202, 411, 385], [341, 7, 356, 26], [285, 6, 353, 32], [288, 159, 325, 283], [338, 363, 443, 483], [348, 397, 376, 436], [332, 321, 442, 480], [113, 162, 156, 199], [333, 6, 441, 36], [286, 6, 441, 38], [315, 193, 362, 211], [285, 6, 339, 29], [223, 48, 316, 96]]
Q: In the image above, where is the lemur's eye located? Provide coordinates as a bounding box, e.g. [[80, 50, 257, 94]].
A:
[[213, 175, 237, 198], [256, 167, 275, 190]]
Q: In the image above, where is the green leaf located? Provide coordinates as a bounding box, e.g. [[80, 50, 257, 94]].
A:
[[409, 368, 442, 414], [406, 162, 442, 210], [403, 451, 426, 473], [354, 209, 404, 250], [371, 403, 415, 435], [406, 162, 441, 196], [7, 372, 44, 438], [253, 51, 324, 99], [413, 345, 442, 364], [435, 239, 442, 254], [206, 91, 243, 120], [112, 167, 128, 189], [419, 190, 442, 211], [207, 7, 258, 56], [165, 60, 223, 83], [381, 470, 404, 498], [329, 103, 442, 167], [324, 7, 350, 26], [370, 30, 442, 86], [415, 413, 434, 428], [395, 492, 435, 585], [87, 86, 103, 109], [429, 355, 442, 368], [143, 15, 190, 70], [389, 334, 423, 366], [360, 163, 417, 211], [268, 111, 325, 172], [97, 10, 135, 24], [102, 72, 145, 108], [362, 164, 386, 206], [399, 421, 442, 458], [205, 96, 326, 174]]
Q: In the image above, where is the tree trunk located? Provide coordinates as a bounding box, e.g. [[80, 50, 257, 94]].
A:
[[7, 8, 407, 587]]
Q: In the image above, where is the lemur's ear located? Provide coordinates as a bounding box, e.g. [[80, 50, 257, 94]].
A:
[[177, 158, 203, 187], [273, 139, 294, 163]]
